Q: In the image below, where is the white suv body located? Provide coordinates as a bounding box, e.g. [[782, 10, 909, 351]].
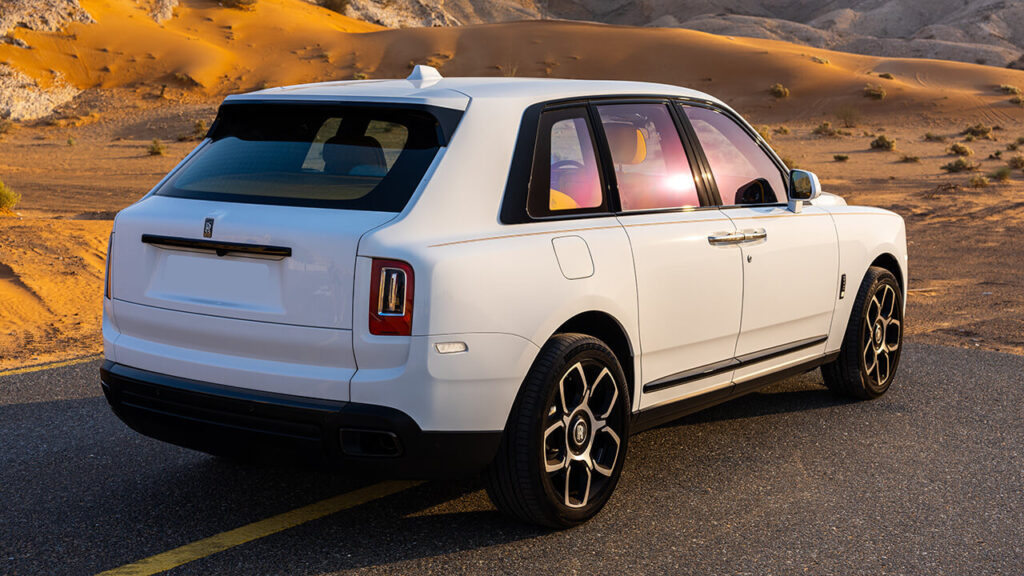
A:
[[101, 68, 907, 526]]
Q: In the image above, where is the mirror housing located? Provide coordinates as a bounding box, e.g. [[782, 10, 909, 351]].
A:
[[788, 169, 821, 213]]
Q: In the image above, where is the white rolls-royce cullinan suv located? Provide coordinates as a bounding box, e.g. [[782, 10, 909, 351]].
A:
[[101, 66, 907, 527]]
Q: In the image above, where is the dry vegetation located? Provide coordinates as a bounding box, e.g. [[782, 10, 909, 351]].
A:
[[0, 179, 19, 212], [769, 83, 790, 98]]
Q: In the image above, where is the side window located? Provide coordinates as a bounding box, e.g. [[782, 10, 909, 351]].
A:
[[683, 106, 786, 206], [527, 107, 605, 217], [597, 103, 700, 211]]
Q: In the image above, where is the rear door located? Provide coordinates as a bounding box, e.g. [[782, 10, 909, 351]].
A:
[[593, 101, 744, 411], [680, 104, 838, 378]]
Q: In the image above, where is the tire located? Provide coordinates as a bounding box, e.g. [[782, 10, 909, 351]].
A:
[[822, 266, 903, 399], [484, 333, 630, 528]]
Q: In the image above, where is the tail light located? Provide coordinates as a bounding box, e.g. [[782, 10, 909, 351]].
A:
[[369, 258, 414, 336], [104, 232, 113, 300]]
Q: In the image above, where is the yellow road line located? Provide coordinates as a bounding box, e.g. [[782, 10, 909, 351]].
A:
[[0, 354, 103, 377], [96, 480, 420, 576]]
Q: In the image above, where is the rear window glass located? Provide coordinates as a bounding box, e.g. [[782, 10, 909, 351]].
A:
[[157, 104, 447, 211]]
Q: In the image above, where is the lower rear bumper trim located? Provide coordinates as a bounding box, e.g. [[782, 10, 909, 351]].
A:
[[100, 361, 501, 478]]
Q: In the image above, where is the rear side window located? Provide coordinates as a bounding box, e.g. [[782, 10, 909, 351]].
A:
[[157, 104, 447, 211], [596, 103, 699, 211], [683, 106, 786, 206], [527, 107, 607, 217]]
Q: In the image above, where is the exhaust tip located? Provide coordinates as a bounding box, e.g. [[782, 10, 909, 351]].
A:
[[340, 428, 402, 458]]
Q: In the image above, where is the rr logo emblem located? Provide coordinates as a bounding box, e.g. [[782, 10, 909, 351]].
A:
[[203, 218, 214, 238]]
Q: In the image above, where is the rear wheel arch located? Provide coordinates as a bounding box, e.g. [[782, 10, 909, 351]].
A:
[[552, 311, 636, 410]]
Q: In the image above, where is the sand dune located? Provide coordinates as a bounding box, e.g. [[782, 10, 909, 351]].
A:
[[2, 1, 1024, 124], [342, 0, 1024, 67]]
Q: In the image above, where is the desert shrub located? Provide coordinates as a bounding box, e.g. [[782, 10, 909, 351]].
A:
[[774, 126, 790, 135], [352, 72, 368, 80], [990, 167, 1013, 182], [756, 125, 772, 142], [0, 179, 19, 212], [222, 0, 257, 8], [834, 105, 860, 128], [321, 0, 349, 13], [870, 135, 896, 150], [1008, 155, 1024, 169], [969, 175, 989, 188], [989, 151, 1002, 159], [1006, 142, 1019, 151], [1017, 137, 1024, 145], [899, 154, 920, 163], [964, 134, 976, 142], [923, 132, 946, 142], [878, 72, 895, 80], [66, 137, 76, 146], [192, 119, 208, 140], [0, 118, 11, 136], [811, 56, 829, 64], [148, 138, 166, 156], [961, 123, 993, 139], [833, 154, 849, 162], [949, 142, 973, 156], [942, 158, 979, 172], [812, 121, 840, 137], [864, 84, 886, 100], [1011, 96, 1024, 106], [769, 83, 790, 98], [997, 84, 1022, 95], [780, 156, 799, 169]]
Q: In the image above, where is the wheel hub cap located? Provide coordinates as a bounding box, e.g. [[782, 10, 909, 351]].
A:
[[874, 323, 883, 346], [569, 415, 590, 452]]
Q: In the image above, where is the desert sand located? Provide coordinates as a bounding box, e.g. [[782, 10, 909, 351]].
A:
[[1, 0, 1023, 369]]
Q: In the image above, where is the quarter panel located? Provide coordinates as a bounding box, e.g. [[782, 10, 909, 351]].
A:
[[824, 207, 908, 352]]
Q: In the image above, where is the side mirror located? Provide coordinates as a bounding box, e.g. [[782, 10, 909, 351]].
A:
[[788, 169, 821, 213]]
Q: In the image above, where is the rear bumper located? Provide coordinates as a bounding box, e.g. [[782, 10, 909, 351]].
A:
[[100, 361, 501, 478]]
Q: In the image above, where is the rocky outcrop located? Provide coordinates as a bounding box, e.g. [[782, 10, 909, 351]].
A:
[[0, 65, 80, 121], [0, 0, 93, 36]]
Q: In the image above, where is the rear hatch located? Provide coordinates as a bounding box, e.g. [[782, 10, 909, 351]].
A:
[[111, 102, 458, 330]]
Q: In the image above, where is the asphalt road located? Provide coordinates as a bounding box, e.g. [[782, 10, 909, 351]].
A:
[[1, 342, 1021, 576]]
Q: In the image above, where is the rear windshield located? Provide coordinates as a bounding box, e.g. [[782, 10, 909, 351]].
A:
[[157, 104, 450, 211]]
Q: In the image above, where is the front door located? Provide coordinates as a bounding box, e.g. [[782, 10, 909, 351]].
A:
[[681, 105, 839, 375]]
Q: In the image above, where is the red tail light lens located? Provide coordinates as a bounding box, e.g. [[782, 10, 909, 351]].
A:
[[369, 258, 414, 336]]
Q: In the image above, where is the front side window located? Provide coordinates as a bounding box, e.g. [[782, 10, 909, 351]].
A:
[[597, 103, 699, 211], [157, 104, 445, 212], [527, 107, 605, 217], [683, 106, 786, 206]]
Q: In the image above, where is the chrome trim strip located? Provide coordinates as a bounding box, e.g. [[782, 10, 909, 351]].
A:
[[642, 335, 828, 394]]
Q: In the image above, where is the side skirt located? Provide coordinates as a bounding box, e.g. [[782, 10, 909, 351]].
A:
[[631, 352, 839, 434]]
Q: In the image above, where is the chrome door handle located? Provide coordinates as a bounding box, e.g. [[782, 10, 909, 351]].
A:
[[708, 232, 746, 245], [741, 228, 767, 242]]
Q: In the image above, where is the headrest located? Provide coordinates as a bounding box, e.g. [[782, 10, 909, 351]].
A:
[[323, 134, 385, 175], [604, 123, 647, 165]]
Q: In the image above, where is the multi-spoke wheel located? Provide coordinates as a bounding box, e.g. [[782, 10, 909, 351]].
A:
[[484, 333, 629, 528], [823, 266, 903, 399]]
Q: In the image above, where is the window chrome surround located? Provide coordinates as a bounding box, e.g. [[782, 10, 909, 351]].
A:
[[499, 94, 795, 225]]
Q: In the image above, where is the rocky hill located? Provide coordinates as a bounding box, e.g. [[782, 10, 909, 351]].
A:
[[342, 0, 1024, 68]]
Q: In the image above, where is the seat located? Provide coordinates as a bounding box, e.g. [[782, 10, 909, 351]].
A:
[[323, 134, 387, 176]]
